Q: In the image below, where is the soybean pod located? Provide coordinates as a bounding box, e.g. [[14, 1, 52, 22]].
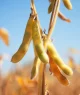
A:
[[32, 17, 49, 64], [0, 28, 9, 46], [47, 51, 69, 85], [11, 15, 34, 63], [58, 11, 71, 23], [31, 56, 40, 79], [48, 1, 54, 14], [47, 40, 73, 76], [63, 0, 72, 10]]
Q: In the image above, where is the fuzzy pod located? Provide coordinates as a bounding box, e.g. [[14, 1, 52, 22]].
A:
[[63, 0, 72, 10], [31, 56, 40, 79], [47, 40, 73, 76], [11, 15, 34, 63], [48, 53, 70, 85], [32, 18, 49, 64]]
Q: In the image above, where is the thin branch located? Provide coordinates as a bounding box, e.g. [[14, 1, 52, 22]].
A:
[[31, 0, 36, 14], [47, 0, 60, 39], [31, 0, 43, 34], [43, 1, 60, 94]]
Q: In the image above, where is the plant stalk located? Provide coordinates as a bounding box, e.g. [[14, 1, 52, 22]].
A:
[[30, 0, 60, 95], [48, 0, 60, 39]]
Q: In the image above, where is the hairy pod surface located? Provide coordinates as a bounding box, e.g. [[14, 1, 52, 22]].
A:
[[31, 56, 40, 79], [48, 53, 70, 85], [11, 15, 34, 63], [47, 40, 73, 76], [63, 0, 72, 10], [32, 18, 49, 64]]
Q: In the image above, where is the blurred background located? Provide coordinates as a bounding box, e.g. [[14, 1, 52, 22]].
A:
[[0, 0, 80, 95]]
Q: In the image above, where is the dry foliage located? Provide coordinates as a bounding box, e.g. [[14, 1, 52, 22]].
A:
[[0, 62, 80, 95]]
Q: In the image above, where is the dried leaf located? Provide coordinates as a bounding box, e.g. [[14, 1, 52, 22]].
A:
[[16, 76, 24, 87], [16, 76, 37, 88]]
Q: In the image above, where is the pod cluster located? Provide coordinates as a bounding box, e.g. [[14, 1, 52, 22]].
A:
[[31, 33, 73, 85], [11, 14, 73, 85], [11, 0, 73, 85], [11, 14, 49, 64], [45, 35, 73, 85]]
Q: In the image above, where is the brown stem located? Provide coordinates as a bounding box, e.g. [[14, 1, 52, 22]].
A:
[[58, 11, 71, 23], [42, 1, 60, 95], [38, 63, 46, 95], [31, 0, 43, 35], [48, 0, 60, 39]]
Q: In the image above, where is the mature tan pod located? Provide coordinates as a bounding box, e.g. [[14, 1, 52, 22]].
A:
[[47, 40, 73, 76], [31, 56, 40, 79], [11, 15, 34, 63], [63, 0, 72, 10], [58, 12, 71, 23], [48, 53, 70, 85], [32, 18, 49, 64], [0, 28, 9, 46]]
